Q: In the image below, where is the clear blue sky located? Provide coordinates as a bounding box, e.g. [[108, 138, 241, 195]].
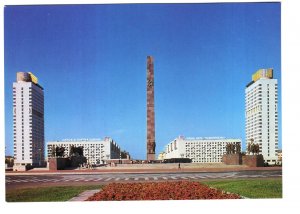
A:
[[4, 3, 281, 159]]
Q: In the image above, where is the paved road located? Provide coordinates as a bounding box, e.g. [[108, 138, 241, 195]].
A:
[[6, 170, 282, 190]]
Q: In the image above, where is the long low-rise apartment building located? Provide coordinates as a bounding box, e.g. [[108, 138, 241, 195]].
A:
[[47, 137, 128, 165], [164, 136, 242, 163]]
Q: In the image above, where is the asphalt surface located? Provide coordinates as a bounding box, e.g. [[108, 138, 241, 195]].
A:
[[6, 169, 282, 190]]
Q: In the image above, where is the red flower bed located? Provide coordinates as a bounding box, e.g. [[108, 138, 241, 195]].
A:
[[86, 181, 241, 201]]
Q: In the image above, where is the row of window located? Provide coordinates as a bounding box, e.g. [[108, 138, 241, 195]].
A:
[[246, 92, 278, 100]]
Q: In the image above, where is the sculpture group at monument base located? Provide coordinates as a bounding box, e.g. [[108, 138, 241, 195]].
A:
[[48, 156, 87, 170]]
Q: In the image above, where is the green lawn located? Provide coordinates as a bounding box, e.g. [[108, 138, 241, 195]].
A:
[[203, 178, 282, 198], [6, 185, 102, 202]]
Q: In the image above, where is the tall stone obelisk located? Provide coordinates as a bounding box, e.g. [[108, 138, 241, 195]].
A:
[[146, 56, 156, 161]]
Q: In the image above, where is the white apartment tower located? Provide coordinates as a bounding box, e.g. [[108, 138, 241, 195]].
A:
[[245, 68, 278, 164], [13, 72, 44, 169]]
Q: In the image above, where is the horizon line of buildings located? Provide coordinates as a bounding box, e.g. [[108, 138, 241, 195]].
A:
[[11, 66, 280, 170]]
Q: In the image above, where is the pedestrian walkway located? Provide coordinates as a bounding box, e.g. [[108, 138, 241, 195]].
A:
[[68, 189, 100, 202]]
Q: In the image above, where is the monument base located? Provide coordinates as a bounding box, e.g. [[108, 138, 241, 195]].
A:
[[48, 157, 69, 170], [222, 154, 242, 165], [147, 153, 155, 161], [243, 154, 264, 167], [70, 156, 87, 167]]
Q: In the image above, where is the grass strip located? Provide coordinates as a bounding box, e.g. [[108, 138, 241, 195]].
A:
[[202, 178, 282, 198], [6, 185, 102, 202]]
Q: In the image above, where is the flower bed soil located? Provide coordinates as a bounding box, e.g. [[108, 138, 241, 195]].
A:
[[86, 181, 241, 201]]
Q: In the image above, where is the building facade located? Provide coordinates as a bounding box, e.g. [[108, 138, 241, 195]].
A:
[[245, 68, 279, 164], [13, 72, 44, 170], [164, 136, 242, 163], [157, 152, 166, 160], [277, 150, 282, 165], [47, 137, 128, 165]]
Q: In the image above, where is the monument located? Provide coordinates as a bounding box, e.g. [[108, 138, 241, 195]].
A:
[[222, 142, 242, 165], [146, 56, 156, 161]]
